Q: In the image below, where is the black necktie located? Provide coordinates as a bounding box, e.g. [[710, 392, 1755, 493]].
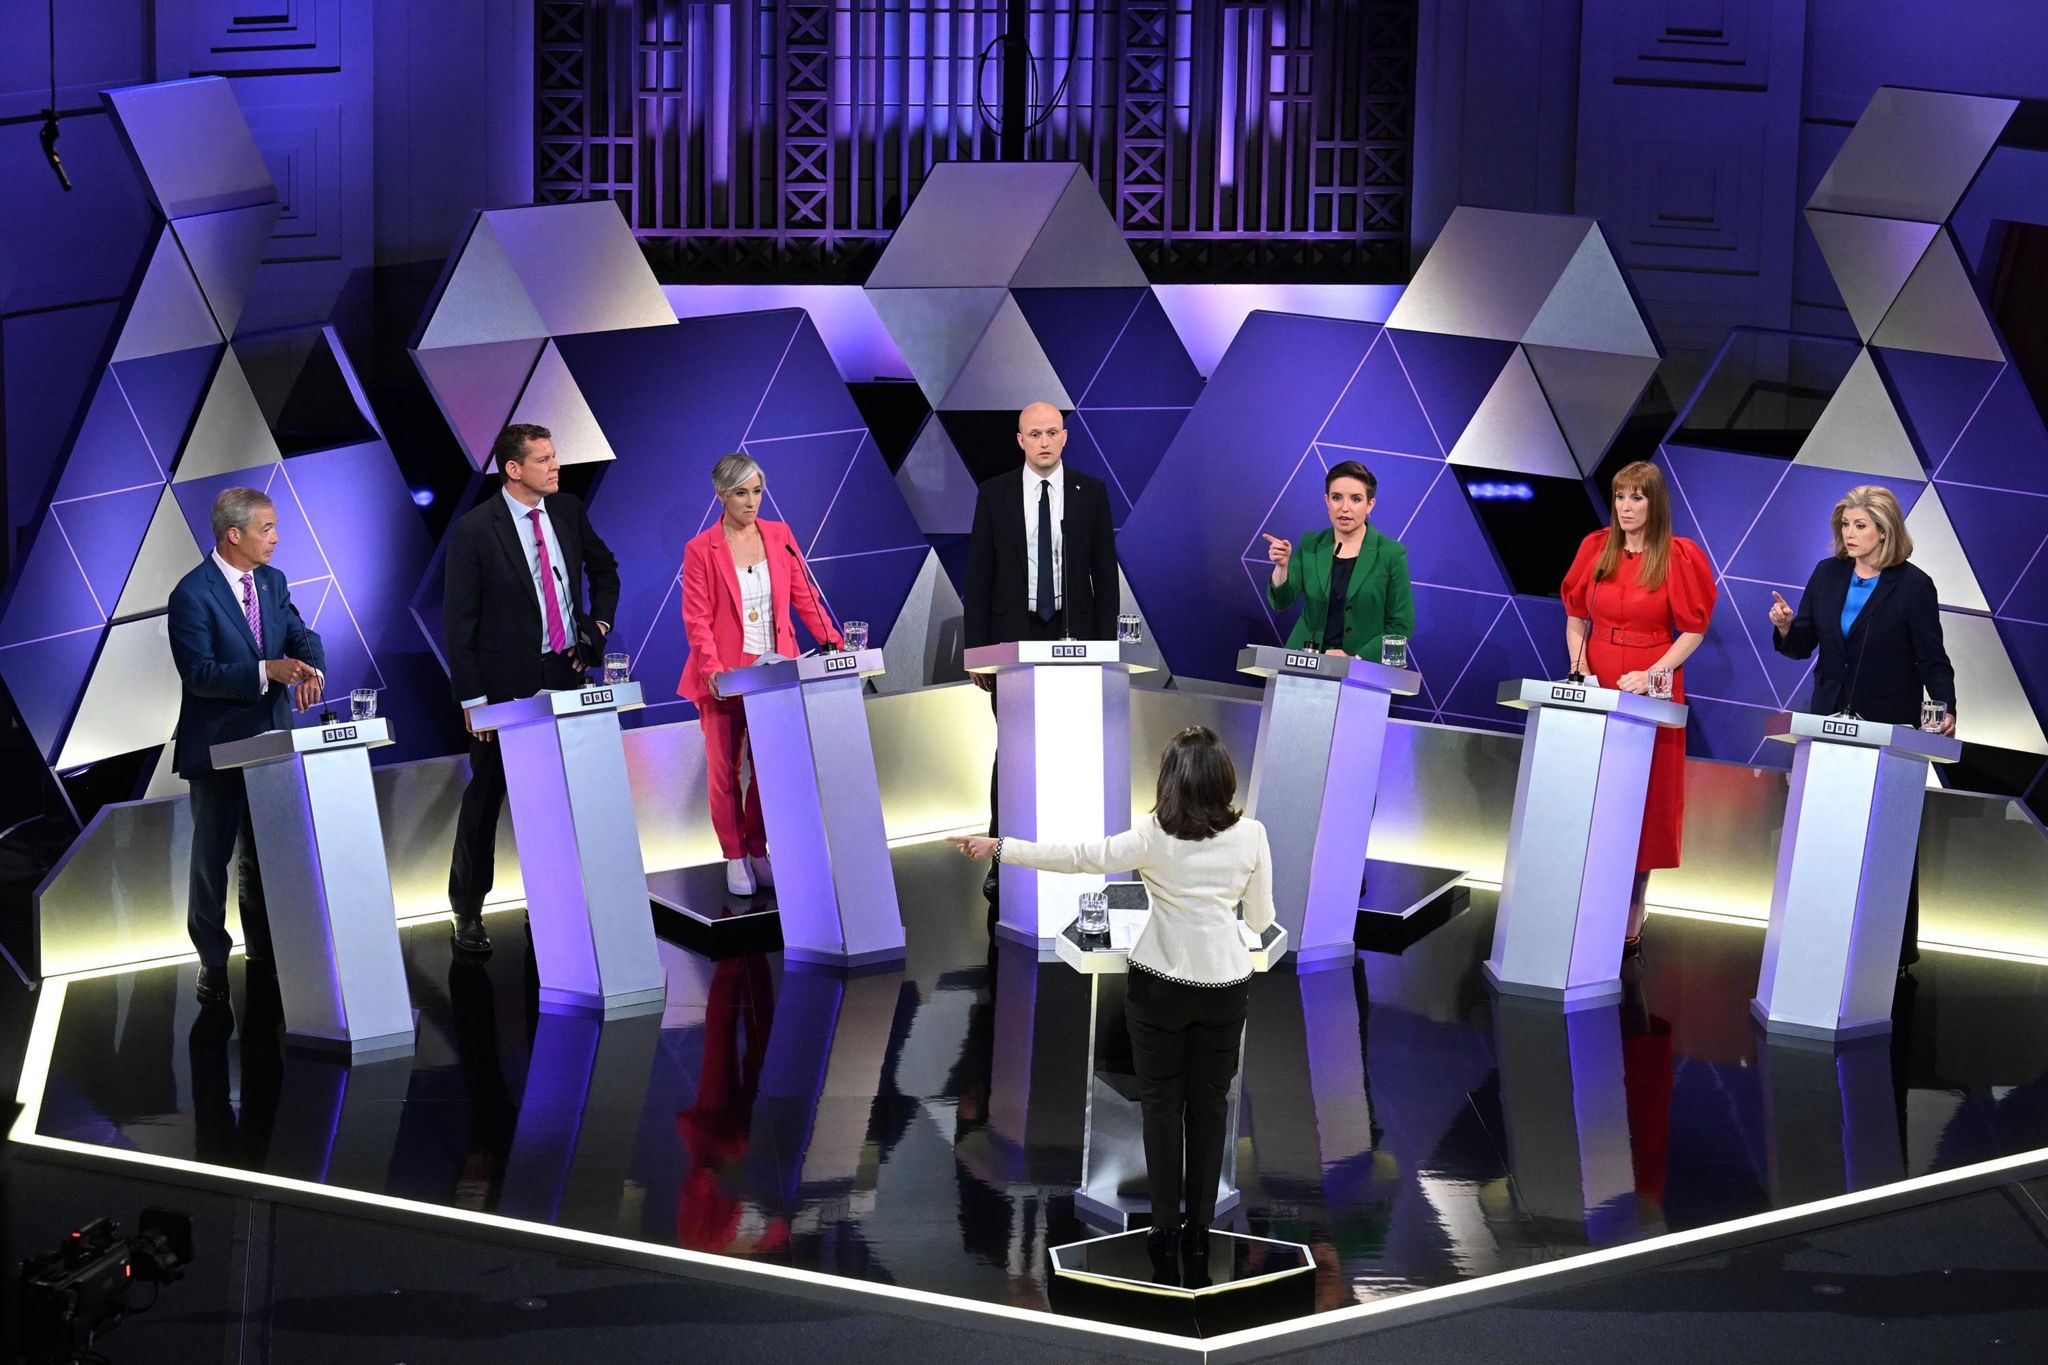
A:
[[1035, 480, 1055, 621]]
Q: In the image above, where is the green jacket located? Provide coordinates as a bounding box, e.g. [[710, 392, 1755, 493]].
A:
[[1266, 525, 1415, 658]]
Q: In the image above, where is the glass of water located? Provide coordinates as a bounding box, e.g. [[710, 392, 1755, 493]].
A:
[[1077, 890, 1109, 938], [350, 687, 377, 720], [1647, 667, 1674, 700], [842, 620, 869, 651], [1117, 613, 1142, 645], [1380, 634, 1408, 669], [1921, 697, 1948, 733], [603, 651, 630, 685]]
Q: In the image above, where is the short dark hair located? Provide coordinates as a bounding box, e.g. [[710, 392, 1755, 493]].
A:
[[491, 423, 552, 475], [1325, 460, 1377, 497], [1153, 726, 1241, 841]]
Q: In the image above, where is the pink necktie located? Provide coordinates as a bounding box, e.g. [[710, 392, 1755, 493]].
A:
[[528, 508, 569, 654], [241, 573, 263, 653]]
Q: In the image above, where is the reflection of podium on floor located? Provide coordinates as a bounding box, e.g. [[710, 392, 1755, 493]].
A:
[[1490, 991, 1639, 1244], [1757, 1029, 1904, 1203], [1241, 963, 1376, 1204], [979, 937, 1089, 1186], [1753, 712, 1961, 1040], [499, 1008, 664, 1233], [1487, 679, 1687, 1005]]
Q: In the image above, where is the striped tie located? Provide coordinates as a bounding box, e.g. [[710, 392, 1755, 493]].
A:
[[241, 573, 263, 653]]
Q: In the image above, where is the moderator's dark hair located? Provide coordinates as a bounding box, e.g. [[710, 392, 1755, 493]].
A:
[[1153, 725, 1242, 841], [1325, 459, 1377, 497], [491, 422, 553, 475]]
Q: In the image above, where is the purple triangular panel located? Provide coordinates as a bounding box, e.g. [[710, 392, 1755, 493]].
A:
[[0, 628, 103, 761], [306, 597, 382, 694], [172, 464, 326, 584], [1318, 328, 1439, 458], [1686, 695, 1780, 768], [279, 445, 435, 656], [1935, 365, 2048, 491], [804, 439, 929, 561], [1661, 444, 1795, 578], [1440, 596, 1550, 720], [1381, 330, 1515, 453], [1999, 532, 2048, 623], [1058, 419, 1133, 524], [750, 429, 871, 546], [1871, 347, 2004, 472], [1351, 450, 1443, 545], [0, 533, 105, 644], [1402, 468, 1508, 594], [1726, 463, 1921, 585], [51, 485, 164, 617], [1012, 287, 1148, 401], [1994, 618, 2048, 725], [112, 344, 225, 467], [628, 577, 694, 726], [808, 544, 927, 653], [54, 376, 164, 501], [1086, 292, 1203, 407], [1937, 480, 2048, 611], [1513, 595, 1570, 670], [1684, 577, 1805, 711], [1404, 585, 1505, 717], [1076, 407, 1189, 518], [1246, 448, 1340, 557], [743, 312, 867, 443]]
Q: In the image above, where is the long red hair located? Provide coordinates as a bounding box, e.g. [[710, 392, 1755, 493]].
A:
[[1593, 461, 1673, 590]]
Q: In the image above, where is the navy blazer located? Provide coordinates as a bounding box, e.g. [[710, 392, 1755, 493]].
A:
[[167, 559, 326, 778], [1772, 557, 1955, 725]]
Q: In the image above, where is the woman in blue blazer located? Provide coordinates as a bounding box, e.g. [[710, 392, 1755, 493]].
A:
[[1769, 484, 1955, 966]]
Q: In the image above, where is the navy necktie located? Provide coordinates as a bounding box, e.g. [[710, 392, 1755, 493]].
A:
[[1035, 480, 1054, 621]]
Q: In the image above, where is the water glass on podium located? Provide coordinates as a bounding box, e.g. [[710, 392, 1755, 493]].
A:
[[1380, 635, 1408, 669], [1648, 667, 1674, 701], [1077, 890, 1110, 939], [1117, 614, 1142, 645], [842, 620, 869, 651], [1921, 696, 1947, 732], [350, 688, 377, 720], [603, 651, 631, 685]]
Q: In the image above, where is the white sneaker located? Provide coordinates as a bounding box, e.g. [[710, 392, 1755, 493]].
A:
[[751, 853, 774, 888], [725, 857, 757, 896]]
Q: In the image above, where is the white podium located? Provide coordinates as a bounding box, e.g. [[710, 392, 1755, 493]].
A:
[[211, 718, 415, 1060], [1055, 911, 1287, 1229], [712, 649, 903, 967], [1239, 645, 1421, 967], [965, 640, 1152, 945], [470, 682, 667, 1018], [1486, 679, 1688, 1005], [1752, 712, 1960, 1039]]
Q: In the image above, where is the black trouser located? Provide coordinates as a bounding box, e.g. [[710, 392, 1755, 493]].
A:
[[1124, 967, 1250, 1229], [186, 770, 272, 968], [986, 612, 1066, 836], [449, 652, 586, 917]]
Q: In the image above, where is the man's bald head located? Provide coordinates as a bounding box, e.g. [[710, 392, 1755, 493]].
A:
[[1016, 402, 1068, 474]]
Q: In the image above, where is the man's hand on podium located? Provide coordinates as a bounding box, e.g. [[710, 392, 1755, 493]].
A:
[[464, 704, 494, 742], [293, 673, 324, 711]]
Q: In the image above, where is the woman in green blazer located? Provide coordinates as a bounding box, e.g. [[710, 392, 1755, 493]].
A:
[[1263, 460, 1415, 658]]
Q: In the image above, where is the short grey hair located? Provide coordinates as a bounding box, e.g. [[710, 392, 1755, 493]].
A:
[[711, 452, 764, 497], [210, 487, 274, 543]]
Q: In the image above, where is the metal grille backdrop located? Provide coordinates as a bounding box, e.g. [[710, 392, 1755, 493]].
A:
[[535, 0, 1414, 281]]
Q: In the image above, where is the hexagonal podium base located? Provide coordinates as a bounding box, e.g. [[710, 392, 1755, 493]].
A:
[[1047, 1229, 1314, 1336]]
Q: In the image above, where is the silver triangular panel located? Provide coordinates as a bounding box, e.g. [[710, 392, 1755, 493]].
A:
[[1387, 207, 1592, 342], [1794, 349, 1923, 480], [893, 417, 980, 535], [171, 350, 284, 482], [875, 548, 966, 694], [937, 295, 1073, 412], [55, 614, 184, 769], [416, 216, 549, 349], [1904, 485, 1990, 613], [169, 201, 282, 339], [866, 161, 1080, 288], [1011, 167, 1149, 289], [1870, 233, 2005, 363], [1808, 87, 2017, 224], [866, 287, 1010, 406], [1803, 210, 1939, 344], [113, 486, 202, 620], [113, 229, 227, 362], [1444, 348, 1582, 480], [413, 337, 547, 472], [143, 741, 188, 799], [481, 201, 676, 338], [1942, 611, 2047, 756], [509, 340, 616, 465], [1116, 566, 1172, 690], [1521, 229, 1658, 358], [1524, 345, 1661, 478]]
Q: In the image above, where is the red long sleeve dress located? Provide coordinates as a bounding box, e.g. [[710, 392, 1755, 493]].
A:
[[1561, 532, 1717, 872]]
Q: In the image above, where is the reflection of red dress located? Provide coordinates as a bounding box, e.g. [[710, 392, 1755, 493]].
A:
[[1561, 532, 1716, 871]]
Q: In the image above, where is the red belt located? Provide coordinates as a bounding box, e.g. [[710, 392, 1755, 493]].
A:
[[1604, 627, 1670, 648]]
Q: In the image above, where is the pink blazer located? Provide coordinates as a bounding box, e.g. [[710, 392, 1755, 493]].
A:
[[677, 518, 840, 704]]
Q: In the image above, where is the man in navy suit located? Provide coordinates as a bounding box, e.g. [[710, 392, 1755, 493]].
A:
[[167, 487, 325, 1005]]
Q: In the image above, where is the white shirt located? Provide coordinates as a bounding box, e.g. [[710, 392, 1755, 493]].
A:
[[1021, 463, 1065, 613], [736, 559, 774, 655], [1002, 816, 1276, 985], [503, 488, 578, 653]]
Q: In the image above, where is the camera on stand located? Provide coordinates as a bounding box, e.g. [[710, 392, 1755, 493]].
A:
[[17, 1208, 192, 1364]]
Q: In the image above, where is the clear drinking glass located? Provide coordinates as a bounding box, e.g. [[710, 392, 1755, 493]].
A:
[[1077, 890, 1109, 938], [1380, 634, 1408, 669], [1921, 697, 1947, 733], [1647, 667, 1674, 700], [603, 651, 630, 684], [1117, 613, 1142, 645], [842, 620, 870, 651], [350, 687, 377, 720]]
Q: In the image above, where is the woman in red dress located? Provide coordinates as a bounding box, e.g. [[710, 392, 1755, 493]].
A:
[[1561, 460, 1716, 950]]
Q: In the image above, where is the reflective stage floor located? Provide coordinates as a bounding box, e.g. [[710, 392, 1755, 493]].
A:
[[21, 839, 2048, 1338]]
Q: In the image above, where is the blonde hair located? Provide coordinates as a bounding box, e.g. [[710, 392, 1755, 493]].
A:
[[1594, 460, 1674, 591], [1830, 485, 1912, 569]]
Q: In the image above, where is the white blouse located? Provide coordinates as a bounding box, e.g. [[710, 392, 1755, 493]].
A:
[[1002, 816, 1275, 986], [736, 560, 773, 655]]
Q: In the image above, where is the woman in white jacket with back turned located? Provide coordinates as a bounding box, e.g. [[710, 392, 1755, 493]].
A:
[[955, 725, 1274, 1284]]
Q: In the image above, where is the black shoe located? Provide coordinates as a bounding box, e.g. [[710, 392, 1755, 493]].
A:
[[1146, 1220, 1181, 1286], [982, 868, 999, 903], [243, 952, 277, 980], [451, 914, 492, 956], [1179, 1223, 1213, 1290], [195, 962, 230, 1006]]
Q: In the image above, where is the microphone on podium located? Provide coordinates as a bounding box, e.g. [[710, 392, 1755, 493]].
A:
[[785, 542, 845, 649], [1838, 613, 1876, 720]]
